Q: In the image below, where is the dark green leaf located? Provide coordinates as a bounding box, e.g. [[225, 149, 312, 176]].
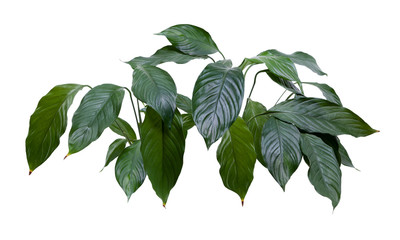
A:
[[176, 93, 192, 114], [127, 45, 207, 69], [216, 117, 256, 202], [192, 60, 245, 148], [270, 97, 377, 137], [242, 99, 269, 164], [103, 139, 127, 169], [157, 24, 220, 56], [182, 113, 195, 131], [303, 82, 342, 106], [109, 117, 136, 143], [26, 84, 86, 172], [337, 138, 356, 169], [300, 133, 342, 209], [132, 65, 177, 127], [266, 69, 302, 95], [140, 107, 185, 205], [261, 117, 302, 190], [68, 84, 125, 155], [115, 141, 146, 200]]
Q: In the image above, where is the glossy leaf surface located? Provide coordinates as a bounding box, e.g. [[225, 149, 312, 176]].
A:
[[109, 117, 136, 143], [337, 138, 356, 168], [266, 69, 302, 95], [26, 84, 86, 172], [176, 93, 192, 114], [115, 141, 146, 200], [216, 117, 256, 201], [68, 84, 125, 154], [303, 82, 342, 106], [140, 107, 185, 205], [104, 138, 127, 169], [192, 60, 244, 148]]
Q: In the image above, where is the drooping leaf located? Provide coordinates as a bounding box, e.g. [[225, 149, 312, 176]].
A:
[[192, 60, 245, 148], [109, 117, 136, 143], [300, 133, 342, 209], [261, 117, 302, 190], [140, 107, 185, 205], [68, 84, 125, 155], [157, 24, 221, 56], [132, 65, 177, 127], [103, 138, 127, 170], [216, 117, 256, 202], [265, 69, 302, 95], [242, 99, 269, 164], [269, 97, 377, 137], [127, 45, 207, 69], [337, 138, 356, 168], [303, 82, 342, 106], [176, 93, 192, 114], [115, 141, 146, 200], [26, 84, 86, 172], [266, 49, 327, 76]]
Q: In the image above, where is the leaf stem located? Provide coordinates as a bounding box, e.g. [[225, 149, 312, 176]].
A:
[[274, 90, 287, 106], [248, 69, 268, 100], [218, 50, 226, 60], [208, 56, 216, 63], [124, 88, 141, 137], [137, 98, 142, 124]]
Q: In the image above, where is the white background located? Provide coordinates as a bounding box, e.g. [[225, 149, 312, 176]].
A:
[[1, 0, 399, 239]]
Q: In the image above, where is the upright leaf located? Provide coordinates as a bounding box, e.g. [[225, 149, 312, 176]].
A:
[[261, 117, 302, 190], [26, 84, 86, 173], [68, 84, 125, 155], [115, 141, 146, 200], [103, 138, 127, 169], [300, 133, 342, 209], [216, 117, 256, 202], [157, 24, 221, 56], [303, 82, 342, 106], [192, 60, 245, 148], [242, 99, 269, 164], [140, 107, 185, 206], [109, 117, 136, 143], [176, 93, 192, 114], [265, 70, 302, 95], [132, 65, 177, 127], [270, 97, 377, 137]]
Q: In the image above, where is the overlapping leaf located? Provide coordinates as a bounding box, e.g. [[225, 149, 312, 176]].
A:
[[303, 82, 342, 106], [266, 69, 302, 95], [176, 93, 192, 114], [103, 138, 127, 170], [109, 117, 136, 144], [337, 138, 356, 168]]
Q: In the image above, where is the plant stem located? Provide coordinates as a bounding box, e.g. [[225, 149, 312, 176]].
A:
[[274, 90, 287, 106], [218, 50, 226, 60], [248, 69, 268, 100], [208, 56, 216, 63], [124, 88, 141, 137], [137, 98, 142, 124]]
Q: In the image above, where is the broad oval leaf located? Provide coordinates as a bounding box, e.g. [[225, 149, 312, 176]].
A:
[[242, 99, 269, 164], [266, 69, 302, 95], [132, 65, 177, 127], [270, 97, 377, 137], [157, 24, 220, 56], [26, 84, 86, 172], [68, 84, 125, 155], [115, 140, 146, 200], [176, 93, 192, 114], [192, 60, 245, 148], [261, 117, 302, 190], [140, 107, 185, 206], [103, 138, 127, 170], [216, 117, 256, 202], [300, 133, 342, 209], [303, 82, 342, 106], [109, 117, 136, 144], [127, 45, 207, 69]]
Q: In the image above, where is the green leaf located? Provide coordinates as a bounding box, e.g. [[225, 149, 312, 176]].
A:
[[176, 93, 192, 114], [115, 140, 146, 200], [132, 65, 177, 127], [182, 113, 195, 131], [216, 117, 256, 202], [26, 84, 86, 173], [265, 69, 302, 95], [192, 60, 245, 148], [337, 138, 356, 169], [140, 107, 185, 205], [300, 133, 342, 209], [103, 138, 127, 170], [157, 24, 221, 56], [303, 82, 342, 106], [270, 97, 377, 137], [68, 84, 125, 155], [261, 117, 302, 190], [109, 117, 136, 143], [242, 99, 269, 164], [127, 45, 207, 69]]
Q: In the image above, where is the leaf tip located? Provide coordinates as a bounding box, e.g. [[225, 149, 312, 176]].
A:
[[29, 169, 33, 175], [375, 129, 380, 133], [163, 203, 166, 209], [241, 199, 244, 207], [64, 153, 71, 160]]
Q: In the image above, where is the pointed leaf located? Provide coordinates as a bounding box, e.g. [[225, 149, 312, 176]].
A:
[[337, 138, 356, 168], [216, 117, 256, 201], [192, 60, 245, 148], [176, 93, 192, 114], [132, 65, 177, 127], [261, 117, 302, 190], [182, 113, 195, 131], [68, 84, 125, 154], [242, 99, 269, 164], [103, 138, 127, 169], [127, 45, 207, 69], [109, 117, 136, 143], [270, 97, 377, 137], [157, 24, 220, 56], [140, 107, 185, 205], [303, 82, 342, 106], [26, 84, 86, 172], [300, 133, 341, 208], [115, 141, 146, 200], [265, 69, 302, 95]]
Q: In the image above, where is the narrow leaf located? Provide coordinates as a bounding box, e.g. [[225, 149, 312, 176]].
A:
[[303, 82, 342, 106], [109, 117, 136, 143], [103, 138, 127, 169], [68, 84, 125, 154], [337, 138, 356, 168], [192, 60, 245, 148], [265, 69, 302, 95], [26, 84, 86, 172], [176, 93, 192, 114]]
